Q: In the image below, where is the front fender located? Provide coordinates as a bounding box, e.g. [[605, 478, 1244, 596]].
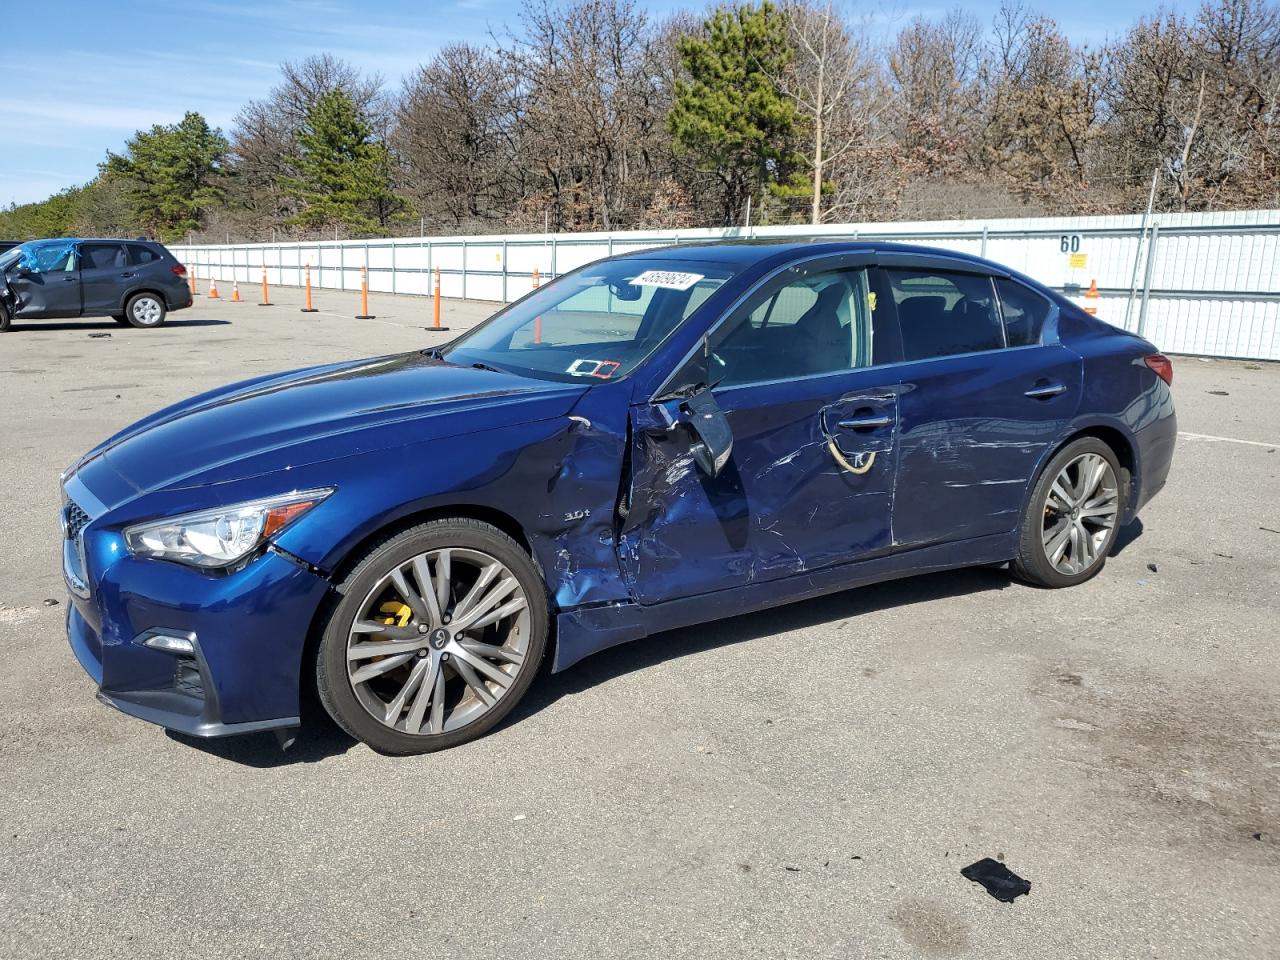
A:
[[272, 385, 636, 612]]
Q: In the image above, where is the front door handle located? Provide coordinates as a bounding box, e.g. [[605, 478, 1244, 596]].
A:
[[838, 414, 893, 430], [1025, 382, 1067, 399], [120, 272, 135, 278], [63, 276, 77, 282]]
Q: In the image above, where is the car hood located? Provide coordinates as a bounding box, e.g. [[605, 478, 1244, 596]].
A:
[[77, 352, 589, 498]]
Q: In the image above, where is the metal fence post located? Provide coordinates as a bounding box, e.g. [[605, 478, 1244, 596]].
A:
[[502, 238, 508, 302], [980, 224, 989, 258], [551, 237, 558, 281], [391, 242, 397, 295], [461, 238, 468, 300], [339, 244, 346, 291], [426, 238, 432, 297], [1137, 222, 1161, 338]]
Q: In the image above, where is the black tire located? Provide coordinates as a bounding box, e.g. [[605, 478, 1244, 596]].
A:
[[111, 314, 130, 326], [0, 301, 10, 332], [1011, 437, 1124, 588], [123, 293, 166, 328], [316, 518, 549, 755]]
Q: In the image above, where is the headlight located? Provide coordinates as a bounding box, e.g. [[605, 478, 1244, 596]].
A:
[[123, 489, 332, 568]]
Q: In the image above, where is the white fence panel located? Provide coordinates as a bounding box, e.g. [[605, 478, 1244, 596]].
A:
[[174, 209, 1280, 361]]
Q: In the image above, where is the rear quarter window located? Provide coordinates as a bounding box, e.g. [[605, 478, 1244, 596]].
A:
[[128, 245, 162, 266]]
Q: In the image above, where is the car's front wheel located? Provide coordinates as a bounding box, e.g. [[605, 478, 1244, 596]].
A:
[[1012, 437, 1124, 588], [0, 301, 10, 332], [124, 293, 166, 328], [315, 519, 548, 755]]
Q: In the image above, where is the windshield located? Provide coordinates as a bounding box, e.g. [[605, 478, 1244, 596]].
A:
[[2, 240, 77, 275], [0, 245, 26, 272], [442, 257, 734, 382]]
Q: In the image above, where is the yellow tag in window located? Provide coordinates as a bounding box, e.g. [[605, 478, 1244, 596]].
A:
[[868, 291, 878, 311]]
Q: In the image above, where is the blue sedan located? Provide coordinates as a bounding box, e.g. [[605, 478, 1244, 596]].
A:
[[62, 241, 1177, 754]]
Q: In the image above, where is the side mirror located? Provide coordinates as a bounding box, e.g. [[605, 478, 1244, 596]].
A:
[[682, 388, 733, 478]]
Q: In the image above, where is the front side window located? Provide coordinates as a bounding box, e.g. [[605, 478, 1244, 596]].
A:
[[996, 277, 1052, 346], [443, 258, 732, 382], [10, 241, 77, 275], [661, 267, 877, 394], [886, 268, 1004, 360], [705, 267, 872, 388]]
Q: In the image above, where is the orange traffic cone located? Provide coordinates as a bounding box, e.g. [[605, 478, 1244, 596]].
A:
[[1084, 278, 1099, 316], [231, 280, 242, 302], [208, 277, 220, 299]]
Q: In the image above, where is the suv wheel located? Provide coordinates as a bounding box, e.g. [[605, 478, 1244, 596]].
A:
[[125, 293, 166, 328], [315, 519, 549, 755], [0, 301, 10, 332]]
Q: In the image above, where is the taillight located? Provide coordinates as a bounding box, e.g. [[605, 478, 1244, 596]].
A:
[[1144, 353, 1173, 385], [171, 264, 188, 277]]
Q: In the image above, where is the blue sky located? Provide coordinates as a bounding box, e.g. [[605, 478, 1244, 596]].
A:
[[4, 0, 1197, 207]]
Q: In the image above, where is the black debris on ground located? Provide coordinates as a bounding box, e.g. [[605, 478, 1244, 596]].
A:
[[961, 858, 1031, 903], [1147, 562, 1159, 573], [1208, 390, 1230, 396], [88, 332, 111, 339], [42, 598, 59, 607]]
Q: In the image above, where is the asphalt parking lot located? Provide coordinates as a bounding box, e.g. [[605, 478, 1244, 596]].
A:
[[1, 286, 1277, 959]]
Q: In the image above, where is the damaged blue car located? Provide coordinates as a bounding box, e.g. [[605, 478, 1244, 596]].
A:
[[62, 241, 1177, 754]]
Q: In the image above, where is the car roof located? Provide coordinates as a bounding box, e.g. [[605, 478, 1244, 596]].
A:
[[22, 237, 159, 246], [614, 238, 1000, 271]]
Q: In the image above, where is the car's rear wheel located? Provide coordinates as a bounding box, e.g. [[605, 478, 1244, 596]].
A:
[[316, 519, 548, 755], [124, 293, 166, 328], [0, 301, 10, 332], [1012, 437, 1123, 588]]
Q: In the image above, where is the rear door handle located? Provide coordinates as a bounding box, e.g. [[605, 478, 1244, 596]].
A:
[[1025, 382, 1067, 399], [119, 272, 135, 278], [838, 414, 893, 430]]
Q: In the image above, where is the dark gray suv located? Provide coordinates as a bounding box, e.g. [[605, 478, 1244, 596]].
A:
[[0, 238, 193, 331]]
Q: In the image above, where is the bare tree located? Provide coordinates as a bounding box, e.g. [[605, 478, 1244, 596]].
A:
[[774, 0, 882, 222], [395, 45, 519, 230]]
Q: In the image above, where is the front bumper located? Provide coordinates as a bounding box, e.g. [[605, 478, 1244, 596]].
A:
[[66, 520, 331, 737]]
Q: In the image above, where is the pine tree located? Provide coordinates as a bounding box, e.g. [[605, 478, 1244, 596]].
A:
[[103, 112, 228, 239], [668, 2, 798, 223], [282, 90, 402, 235]]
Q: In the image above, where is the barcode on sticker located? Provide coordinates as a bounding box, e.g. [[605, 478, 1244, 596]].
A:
[[630, 270, 704, 291]]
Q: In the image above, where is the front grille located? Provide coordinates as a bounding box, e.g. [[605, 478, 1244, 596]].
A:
[[65, 500, 90, 540]]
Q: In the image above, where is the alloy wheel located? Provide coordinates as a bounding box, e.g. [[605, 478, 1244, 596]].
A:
[[345, 548, 531, 736], [1041, 452, 1119, 576], [132, 297, 163, 325]]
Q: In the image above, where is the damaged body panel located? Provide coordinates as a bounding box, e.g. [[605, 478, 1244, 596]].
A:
[[61, 239, 1177, 748]]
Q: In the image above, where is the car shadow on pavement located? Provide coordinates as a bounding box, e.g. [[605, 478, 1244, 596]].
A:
[[165, 712, 358, 768], [8, 318, 231, 332], [1110, 517, 1145, 556], [170, 522, 1144, 766], [506, 564, 1016, 729]]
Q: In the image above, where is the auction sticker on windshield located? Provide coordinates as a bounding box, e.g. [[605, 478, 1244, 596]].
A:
[[630, 270, 705, 290]]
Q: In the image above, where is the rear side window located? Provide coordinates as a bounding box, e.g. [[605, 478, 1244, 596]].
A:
[[996, 278, 1051, 346], [81, 243, 128, 270], [884, 268, 1004, 360], [129, 244, 161, 266]]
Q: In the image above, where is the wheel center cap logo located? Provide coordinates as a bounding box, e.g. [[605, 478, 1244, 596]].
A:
[[429, 628, 450, 650]]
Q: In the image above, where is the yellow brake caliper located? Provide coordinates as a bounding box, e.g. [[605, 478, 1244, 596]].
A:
[[369, 601, 414, 662]]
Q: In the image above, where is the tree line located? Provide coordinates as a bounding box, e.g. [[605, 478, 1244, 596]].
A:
[[3, 0, 1278, 243]]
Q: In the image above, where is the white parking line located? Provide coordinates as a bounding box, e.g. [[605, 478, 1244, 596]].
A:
[[1178, 431, 1278, 449]]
